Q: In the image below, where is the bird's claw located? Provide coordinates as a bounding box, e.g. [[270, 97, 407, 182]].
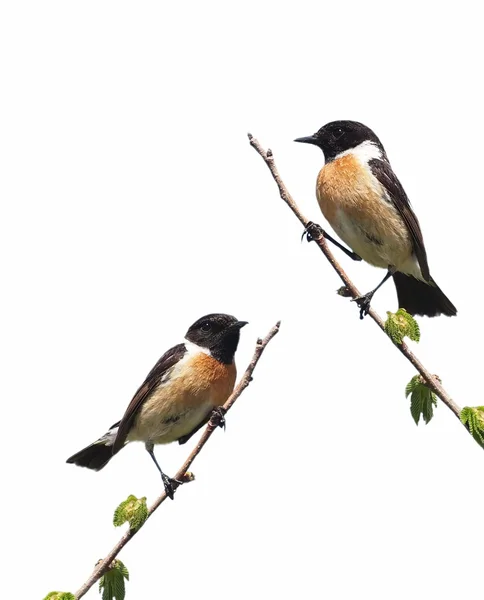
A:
[[210, 406, 227, 430], [301, 221, 324, 243], [161, 473, 180, 500], [352, 293, 374, 320]]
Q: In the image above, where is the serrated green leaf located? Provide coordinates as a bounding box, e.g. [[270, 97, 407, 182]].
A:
[[384, 312, 402, 344], [460, 407, 472, 425], [113, 495, 148, 532], [100, 578, 111, 600], [115, 560, 130, 581], [385, 309, 420, 345], [407, 314, 420, 343], [99, 560, 130, 600], [113, 575, 126, 600], [422, 390, 436, 424], [410, 387, 424, 425], [405, 375, 420, 398], [43, 593, 75, 600], [406, 375, 437, 425], [460, 406, 484, 447]]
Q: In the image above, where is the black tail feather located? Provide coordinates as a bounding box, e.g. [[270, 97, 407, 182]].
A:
[[393, 272, 457, 317], [66, 442, 114, 471]]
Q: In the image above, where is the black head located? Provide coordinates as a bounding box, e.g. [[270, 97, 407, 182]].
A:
[[185, 313, 248, 364], [294, 120, 385, 162]]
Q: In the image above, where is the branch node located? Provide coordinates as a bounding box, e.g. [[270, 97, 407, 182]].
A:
[[336, 286, 352, 297], [179, 471, 196, 484]]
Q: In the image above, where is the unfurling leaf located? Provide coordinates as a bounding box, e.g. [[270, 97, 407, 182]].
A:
[[460, 407, 484, 448], [113, 494, 148, 531], [405, 375, 419, 398], [43, 593, 75, 600], [405, 374, 437, 425], [385, 309, 420, 345], [99, 559, 130, 600]]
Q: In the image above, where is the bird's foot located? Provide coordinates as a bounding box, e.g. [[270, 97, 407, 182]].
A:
[[301, 221, 324, 243], [353, 292, 374, 320], [210, 406, 227, 430], [161, 473, 182, 500]]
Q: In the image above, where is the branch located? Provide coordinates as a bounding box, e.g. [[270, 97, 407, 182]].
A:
[[74, 321, 281, 599], [248, 133, 461, 421]]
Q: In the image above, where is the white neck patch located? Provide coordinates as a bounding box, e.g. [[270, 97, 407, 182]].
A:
[[336, 140, 382, 165], [184, 339, 212, 357]]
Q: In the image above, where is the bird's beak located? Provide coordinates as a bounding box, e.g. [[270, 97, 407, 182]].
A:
[[233, 320, 248, 329], [294, 135, 318, 145]]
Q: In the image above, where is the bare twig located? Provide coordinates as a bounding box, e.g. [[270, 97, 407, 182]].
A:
[[248, 133, 461, 419], [74, 321, 280, 599]]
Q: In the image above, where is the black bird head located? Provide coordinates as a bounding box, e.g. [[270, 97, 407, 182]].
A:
[[186, 313, 248, 364], [295, 120, 385, 162]]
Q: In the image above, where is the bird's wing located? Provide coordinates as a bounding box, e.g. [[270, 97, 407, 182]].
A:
[[369, 158, 430, 281], [112, 343, 187, 453]]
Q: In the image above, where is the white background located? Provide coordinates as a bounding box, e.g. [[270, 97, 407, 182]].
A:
[[1, 2, 482, 598]]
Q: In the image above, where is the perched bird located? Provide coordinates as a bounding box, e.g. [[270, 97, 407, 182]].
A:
[[67, 313, 247, 498], [295, 120, 457, 319]]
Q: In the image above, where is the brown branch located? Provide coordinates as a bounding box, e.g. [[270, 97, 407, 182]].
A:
[[248, 133, 461, 420], [74, 321, 281, 599]]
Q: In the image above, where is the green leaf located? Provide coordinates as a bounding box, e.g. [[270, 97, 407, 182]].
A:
[[43, 593, 75, 600], [405, 374, 437, 425], [99, 559, 129, 600], [385, 309, 420, 345], [460, 406, 484, 447], [113, 494, 148, 532], [405, 375, 420, 398]]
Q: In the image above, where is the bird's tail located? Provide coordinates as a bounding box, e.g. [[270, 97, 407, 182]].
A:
[[66, 421, 121, 471], [393, 272, 457, 317]]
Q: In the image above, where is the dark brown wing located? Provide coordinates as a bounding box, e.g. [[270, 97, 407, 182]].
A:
[[112, 343, 187, 453], [369, 158, 430, 281]]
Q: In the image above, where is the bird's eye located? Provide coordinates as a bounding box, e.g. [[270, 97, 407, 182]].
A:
[[201, 321, 211, 332], [333, 127, 344, 140]]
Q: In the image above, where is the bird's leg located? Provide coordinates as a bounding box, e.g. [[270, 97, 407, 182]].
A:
[[177, 407, 226, 446], [354, 267, 396, 319], [324, 232, 362, 262], [145, 441, 180, 500], [302, 222, 362, 262]]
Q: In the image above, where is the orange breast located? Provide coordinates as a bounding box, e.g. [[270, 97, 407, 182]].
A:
[[181, 353, 237, 406], [315, 154, 414, 267], [316, 154, 383, 223], [129, 353, 237, 445]]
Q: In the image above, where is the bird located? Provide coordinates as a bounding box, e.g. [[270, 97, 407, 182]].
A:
[[294, 120, 457, 319], [67, 313, 247, 499]]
